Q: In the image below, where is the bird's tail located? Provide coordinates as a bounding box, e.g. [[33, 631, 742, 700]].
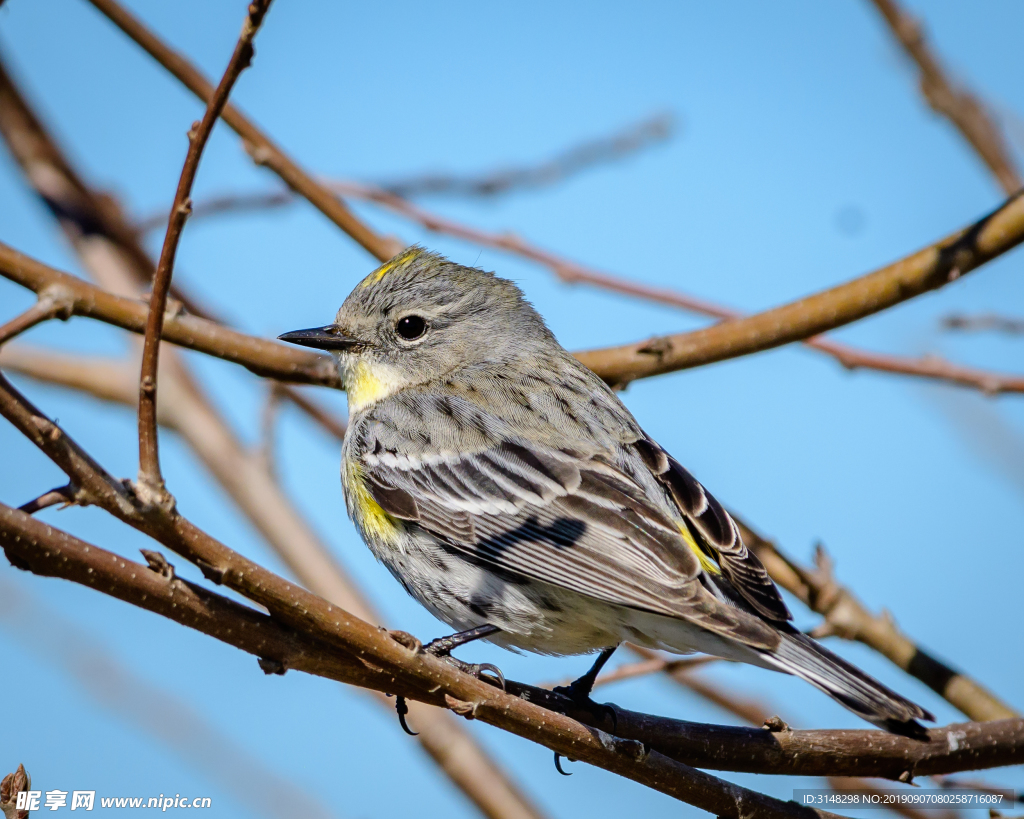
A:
[[760, 630, 934, 737]]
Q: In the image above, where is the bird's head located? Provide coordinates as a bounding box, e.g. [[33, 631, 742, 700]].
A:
[[279, 247, 554, 413]]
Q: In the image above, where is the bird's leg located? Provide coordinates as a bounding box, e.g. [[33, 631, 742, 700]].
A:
[[550, 645, 619, 774], [394, 624, 504, 735], [424, 624, 505, 689], [554, 645, 617, 702], [552, 645, 619, 726], [422, 624, 501, 657]]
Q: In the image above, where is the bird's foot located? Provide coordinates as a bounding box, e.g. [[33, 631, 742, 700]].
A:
[[420, 625, 505, 689], [551, 676, 618, 731]]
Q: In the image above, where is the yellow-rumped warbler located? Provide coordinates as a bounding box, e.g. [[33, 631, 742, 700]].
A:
[[281, 247, 931, 734]]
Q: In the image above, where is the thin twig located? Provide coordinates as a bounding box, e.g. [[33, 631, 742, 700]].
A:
[[736, 519, 1019, 723], [867, 0, 1022, 195], [137, 0, 272, 501], [0, 287, 74, 346], [17, 483, 76, 514], [592, 654, 717, 689], [84, 0, 400, 262], [132, 112, 676, 232]]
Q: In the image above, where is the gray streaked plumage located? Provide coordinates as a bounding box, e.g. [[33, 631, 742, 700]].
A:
[[282, 247, 933, 734]]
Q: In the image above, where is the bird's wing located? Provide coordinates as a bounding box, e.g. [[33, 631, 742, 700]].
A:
[[358, 434, 778, 649], [633, 438, 792, 622]]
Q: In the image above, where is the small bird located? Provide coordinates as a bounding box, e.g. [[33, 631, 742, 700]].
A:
[[280, 247, 932, 735]]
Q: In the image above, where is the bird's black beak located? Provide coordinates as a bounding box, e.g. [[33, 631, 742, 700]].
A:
[[278, 324, 364, 352]]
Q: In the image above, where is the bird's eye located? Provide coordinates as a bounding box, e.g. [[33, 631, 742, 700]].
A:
[[395, 315, 428, 341]]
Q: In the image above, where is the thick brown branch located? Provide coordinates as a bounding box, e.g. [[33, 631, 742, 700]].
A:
[[738, 521, 1019, 723], [574, 191, 1024, 385], [0, 506, 843, 819], [0, 242, 339, 387], [137, 0, 272, 497], [868, 0, 1022, 195], [84, 0, 398, 262], [2, 500, 1022, 787]]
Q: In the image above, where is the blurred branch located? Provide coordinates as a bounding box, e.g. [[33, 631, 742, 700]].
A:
[[0, 575, 339, 819], [277, 385, 347, 440], [737, 520, 1019, 722], [867, 0, 1022, 195], [942, 313, 1024, 335], [378, 112, 674, 198], [620, 646, 770, 727], [84, 0, 400, 261], [132, 111, 675, 232], [0, 52, 221, 321]]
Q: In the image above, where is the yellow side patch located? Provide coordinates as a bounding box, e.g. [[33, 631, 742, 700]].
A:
[[345, 461, 401, 544], [678, 522, 721, 575]]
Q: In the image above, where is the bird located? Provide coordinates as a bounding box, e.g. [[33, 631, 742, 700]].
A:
[[280, 246, 933, 736]]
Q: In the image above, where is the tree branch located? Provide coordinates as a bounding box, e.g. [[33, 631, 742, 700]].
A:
[[84, 0, 399, 262], [159, 178, 1024, 395], [737, 519, 1019, 723], [378, 112, 674, 198], [0, 51, 544, 810], [942, 312, 1024, 335], [0, 287, 74, 345], [0, 504, 847, 819], [867, 0, 1022, 195], [574, 191, 1024, 385], [0, 241, 338, 386], [137, 0, 272, 500], [3, 499, 1023, 787]]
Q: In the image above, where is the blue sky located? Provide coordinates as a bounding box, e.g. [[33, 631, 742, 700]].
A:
[[1, 1, 1022, 817]]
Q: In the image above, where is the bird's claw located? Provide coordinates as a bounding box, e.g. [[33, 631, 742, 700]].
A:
[[395, 695, 418, 736], [554, 751, 573, 775], [438, 656, 506, 691]]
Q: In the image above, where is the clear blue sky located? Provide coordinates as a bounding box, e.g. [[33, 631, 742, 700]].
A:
[[1, 1, 1022, 817]]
